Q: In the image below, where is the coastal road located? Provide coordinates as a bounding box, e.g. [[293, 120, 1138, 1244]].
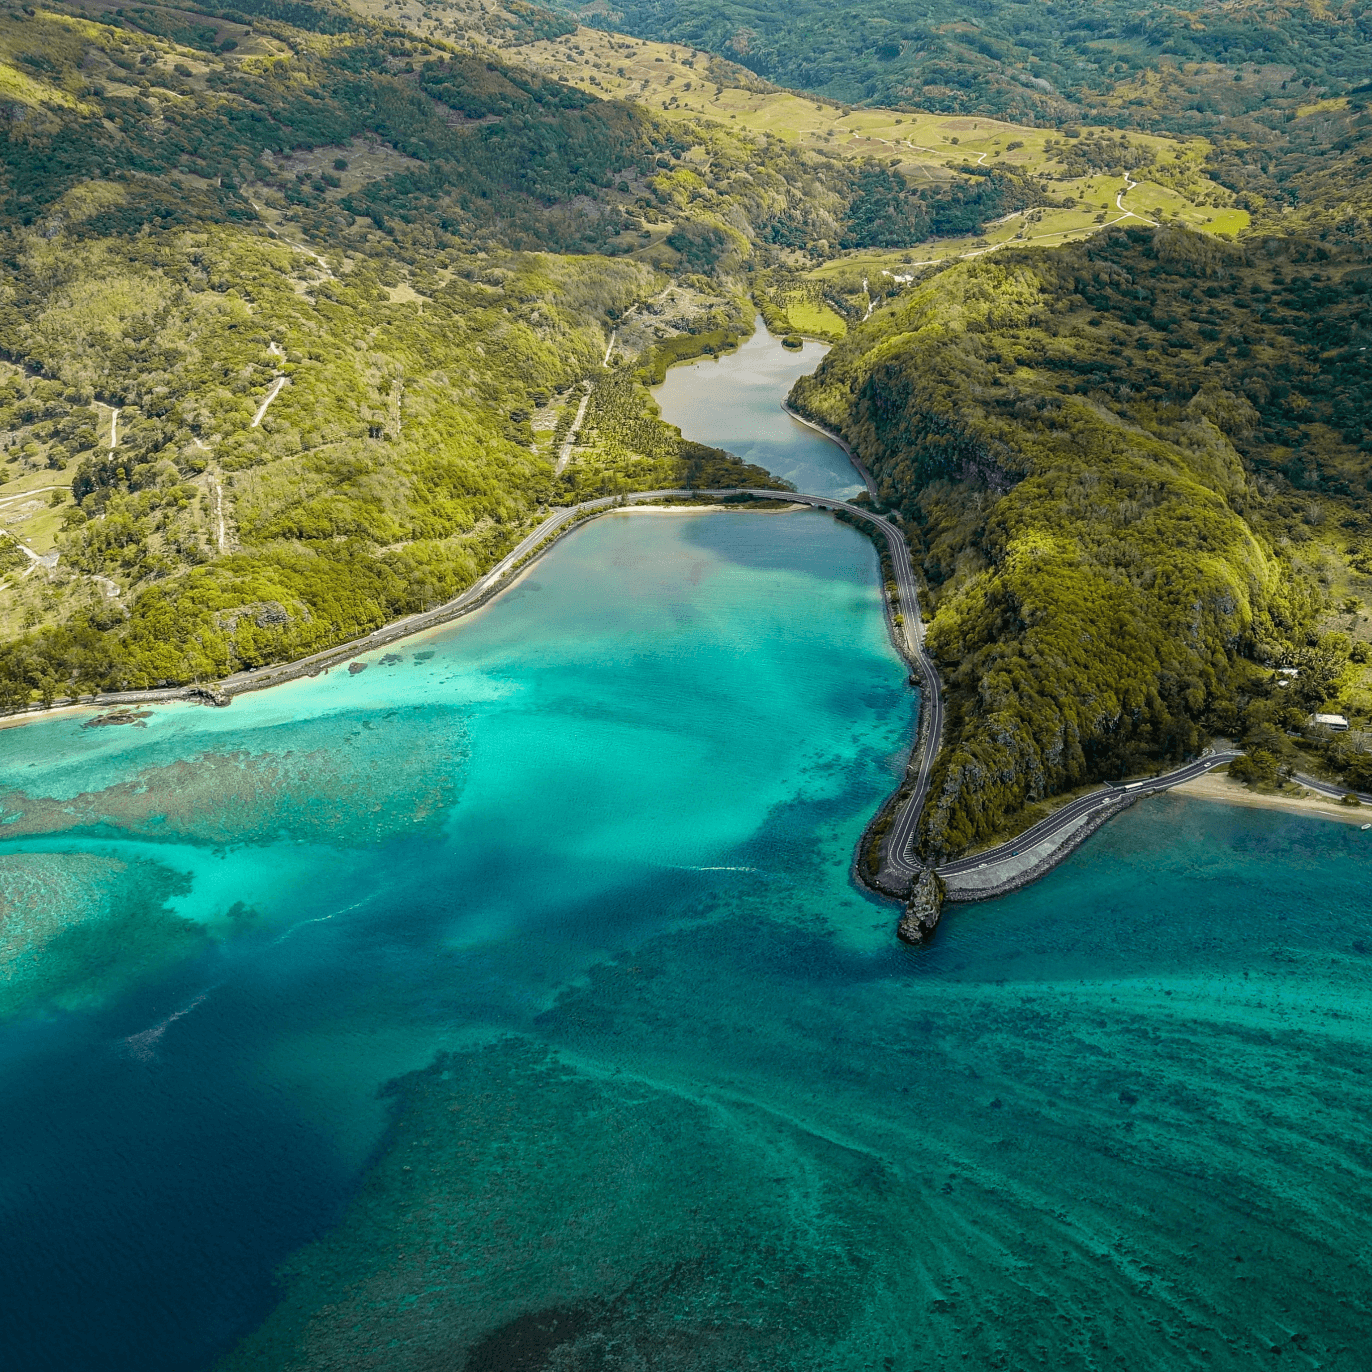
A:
[[28, 475, 1265, 905], [1293, 771, 1372, 805], [936, 750, 1244, 887], [739, 488, 941, 881], [62, 483, 944, 861], [208, 487, 846, 695], [32, 477, 943, 874]]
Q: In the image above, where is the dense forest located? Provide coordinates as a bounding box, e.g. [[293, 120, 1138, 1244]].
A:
[[794, 227, 1372, 853]]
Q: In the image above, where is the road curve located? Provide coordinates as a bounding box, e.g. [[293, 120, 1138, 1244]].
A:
[[937, 751, 1244, 884], [15, 480, 1254, 910], [199, 488, 942, 756], [743, 489, 941, 880], [29, 482, 942, 876]]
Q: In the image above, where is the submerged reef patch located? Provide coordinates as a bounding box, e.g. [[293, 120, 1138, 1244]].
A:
[[218, 1036, 872, 1371], [0, 707, 471, 849], [0, 853, 202, 1018]]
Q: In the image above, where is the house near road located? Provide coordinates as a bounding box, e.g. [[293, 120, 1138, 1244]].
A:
[[1312, 713, 1350, 732]]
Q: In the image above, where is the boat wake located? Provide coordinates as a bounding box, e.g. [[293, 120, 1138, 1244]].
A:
[[668, 865, 758, 873], [123, 991, 210, 1062], [269, 897, 373, 948]]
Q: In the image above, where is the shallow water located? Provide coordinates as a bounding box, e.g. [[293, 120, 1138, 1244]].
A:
[[651, 320, 860, 498], [0, 338, 1369, 1371], [0, 510, 912, 1370]]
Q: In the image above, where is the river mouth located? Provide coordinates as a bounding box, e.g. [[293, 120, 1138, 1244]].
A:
[[651, 318, 864, 500], [1, 333, 1370, 1372]]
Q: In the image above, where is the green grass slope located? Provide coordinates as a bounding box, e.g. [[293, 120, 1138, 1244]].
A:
[[560, 0, 1371, 133]]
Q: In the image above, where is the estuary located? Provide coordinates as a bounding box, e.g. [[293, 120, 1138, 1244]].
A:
[[0, 336, 1368, 1372], [651, 325, 861, 500]]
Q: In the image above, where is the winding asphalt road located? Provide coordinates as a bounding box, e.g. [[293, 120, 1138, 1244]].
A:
[[741, 489, 942, 882], [202, 487, 941, 736], [60, 479, 945, 870], [937, 750, 1244, 883], [37, 477, 1265, 901]]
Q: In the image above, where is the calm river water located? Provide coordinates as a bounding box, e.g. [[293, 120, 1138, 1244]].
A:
[[0, 327, 1368, 1372], [652, 322, 861, 499]]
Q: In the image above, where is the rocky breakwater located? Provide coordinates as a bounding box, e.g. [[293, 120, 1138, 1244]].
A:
[[897, 869, 945, 945]]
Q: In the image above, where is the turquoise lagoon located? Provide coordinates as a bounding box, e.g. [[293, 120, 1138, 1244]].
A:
[[0, 332, 1369, 1371]]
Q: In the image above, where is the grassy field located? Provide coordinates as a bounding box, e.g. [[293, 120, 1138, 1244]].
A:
[[802, 167, 1248, 298], [463, 15, 1256, 345], [364, 1, 1245, 232], [505, 25, 1243, 211], [0, 470, 71, 555], [783, 297, 848, 339], [338, 4, 1252, 332], [482, 17, 1250, 300]]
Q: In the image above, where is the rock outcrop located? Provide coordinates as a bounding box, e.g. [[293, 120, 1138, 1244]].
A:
[[897, 869, 945, 944]]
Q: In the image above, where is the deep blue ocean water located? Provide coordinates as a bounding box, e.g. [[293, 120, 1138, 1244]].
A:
[[0, 330, 1368, 1372]]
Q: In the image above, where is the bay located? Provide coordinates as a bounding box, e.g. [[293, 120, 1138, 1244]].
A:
[[0, 327, 1368, 1372]]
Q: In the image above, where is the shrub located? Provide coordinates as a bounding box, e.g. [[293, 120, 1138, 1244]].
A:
[[1231, 752, 1279, 785]]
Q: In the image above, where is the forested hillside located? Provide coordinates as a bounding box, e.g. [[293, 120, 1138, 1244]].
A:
[[793, 227, 1372, 854], [6, 0, 1180, 709], [0, 1, 913, 699], [561, 0, 1372, 131], [2, 0, 1371, 829]]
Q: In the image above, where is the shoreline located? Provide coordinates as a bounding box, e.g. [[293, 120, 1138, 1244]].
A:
[[943, 794, 1142, 904], [778, 402, 881, 503], [0, 702, 91, 733], [929, 765, 1371, 911], [907, 750, 1241, 914], [0, 494, 833, 733], [11, 424, 1346, 938], [1170, 772, 1372, 826], [0, 369, 886, 740]]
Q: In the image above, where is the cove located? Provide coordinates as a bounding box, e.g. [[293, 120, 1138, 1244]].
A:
[[0, 336, 1368, 1371]]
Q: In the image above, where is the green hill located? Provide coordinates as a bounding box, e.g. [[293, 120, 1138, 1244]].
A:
[[794, 226, 1372, 853], [560, 0, 1372, 134], [0, 1, 833, 698]]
